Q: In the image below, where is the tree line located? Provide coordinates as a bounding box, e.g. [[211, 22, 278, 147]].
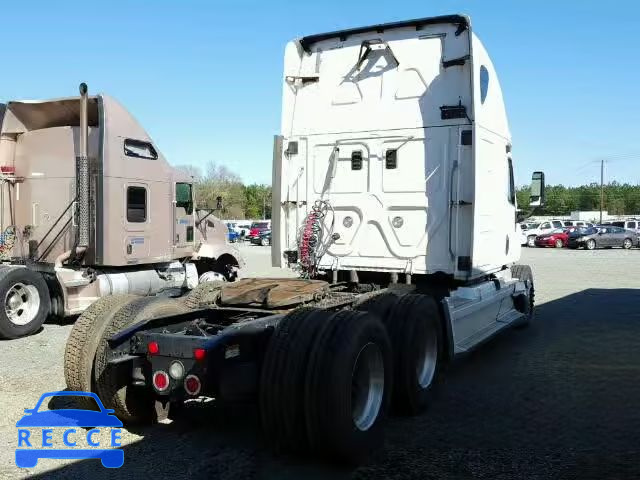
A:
[[516, 182, 640, 217], [175, 162, 272, 220]]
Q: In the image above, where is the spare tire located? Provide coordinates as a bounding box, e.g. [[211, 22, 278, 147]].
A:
[[259, 307, 331, 452], [305, 310, 392, 463], [94, 297, 189, 423], [0, 267, 51, 339], [183, 281, 225, 309], [385, 294, 444, 415], [64, 294, 137, 408]]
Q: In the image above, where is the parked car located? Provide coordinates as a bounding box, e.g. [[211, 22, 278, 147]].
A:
[[562, 220, 594, 228], [250, 230, 271, 246], [610, 219, 640, 234], [237, 224, 251, 237], [227, 226, 240, 243], [248, 221, 271, 240], [567, 225, 637, 250], [520, 222, 541, 247], [534, 228, 570, 248]]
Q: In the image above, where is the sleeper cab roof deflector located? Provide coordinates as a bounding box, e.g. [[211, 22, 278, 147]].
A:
[[298, 14, 470, 53]]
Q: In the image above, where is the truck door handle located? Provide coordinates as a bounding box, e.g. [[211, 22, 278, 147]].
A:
[[127, 244, 132, 254]]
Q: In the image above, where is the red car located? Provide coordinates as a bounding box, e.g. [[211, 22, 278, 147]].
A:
[[247, 221, 271, 240], [534, 227, 576, 248]]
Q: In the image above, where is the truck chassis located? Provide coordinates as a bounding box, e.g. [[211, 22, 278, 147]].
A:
[[65, 268, 534, 462]]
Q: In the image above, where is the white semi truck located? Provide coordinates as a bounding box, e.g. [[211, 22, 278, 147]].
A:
[[64, 14, 545, 462]]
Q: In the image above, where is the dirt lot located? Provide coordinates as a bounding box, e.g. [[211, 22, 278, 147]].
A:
[[1, 244, 639, 479]]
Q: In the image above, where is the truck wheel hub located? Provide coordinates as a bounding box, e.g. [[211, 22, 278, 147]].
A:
[[5, 283, 40, 326], [351, 342, 384, 431]]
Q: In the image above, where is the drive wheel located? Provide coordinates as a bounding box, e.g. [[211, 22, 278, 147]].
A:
[[64, 294, 137, 409], [259, 308, 330, 453], [94, 297, 190, 423], [383, 294, 443, 415], [623, 238, 633, 249], [586, 239, 596, 250], [260, 236, 269, 246], [527, 235, 536, 247], [305, 310, 392, 463], [554, 238, 564, 248], [0, 268, 51, 339]]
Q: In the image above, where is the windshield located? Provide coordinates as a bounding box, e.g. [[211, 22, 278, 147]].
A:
[[252, 222, 269, 229]]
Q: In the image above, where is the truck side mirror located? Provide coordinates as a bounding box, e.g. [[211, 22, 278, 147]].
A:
[[529, 171, 545, 207], [216, 196, 223, 210]]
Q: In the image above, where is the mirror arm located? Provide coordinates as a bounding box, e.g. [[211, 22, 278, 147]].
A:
[[517, 205, 542, 223]]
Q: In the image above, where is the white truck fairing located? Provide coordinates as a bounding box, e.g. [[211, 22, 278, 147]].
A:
[[274, 15, 518, 280]]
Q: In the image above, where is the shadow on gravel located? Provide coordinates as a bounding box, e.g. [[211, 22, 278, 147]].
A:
[[32, 289, 640, 480]]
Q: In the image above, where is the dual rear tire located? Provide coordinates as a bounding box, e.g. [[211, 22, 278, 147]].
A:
[[260, 308, 392, 463], [260, 292, 444, 462]]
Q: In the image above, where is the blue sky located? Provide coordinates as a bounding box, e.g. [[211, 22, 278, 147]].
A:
[[1, 1, 639, 186]]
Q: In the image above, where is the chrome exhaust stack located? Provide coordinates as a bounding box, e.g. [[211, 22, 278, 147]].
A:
[[76, 82, 90, 248]]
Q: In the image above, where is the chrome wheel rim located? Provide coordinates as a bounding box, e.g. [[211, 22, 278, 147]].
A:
[[351, 342, 384, 431], [555, 239, 563, 248], [5, 283, 40, 326], [624, 239, 632, 248], [527, 237, 535, 247], [416, 331, 438, 388], [587, 240, 595, 250]]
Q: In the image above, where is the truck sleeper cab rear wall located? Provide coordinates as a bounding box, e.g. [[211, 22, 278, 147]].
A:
[[274, 14, 518, 281]]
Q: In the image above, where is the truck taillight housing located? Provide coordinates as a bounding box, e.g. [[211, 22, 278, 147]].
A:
[[152, 371, 170, 392], [194, 348, 206, 361], [0, 166, 15, 175], [184, 375, 201, 396], [147, 341, 160, 355]]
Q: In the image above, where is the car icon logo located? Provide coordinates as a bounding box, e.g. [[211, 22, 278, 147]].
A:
[[15, 391, 124, 468]]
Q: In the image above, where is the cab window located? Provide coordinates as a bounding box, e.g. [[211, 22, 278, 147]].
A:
[[552, 221, 563, 228], [175, 183, 193, 214], [507, 158, 515, 205], [127, 186, 147, 223], [124, 139, 158, 160]]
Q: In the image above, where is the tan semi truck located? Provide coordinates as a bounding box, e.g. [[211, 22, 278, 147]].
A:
[[0, 84, 243, 339]]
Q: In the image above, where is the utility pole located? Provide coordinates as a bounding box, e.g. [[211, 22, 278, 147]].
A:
[[599, 159, 604, 224]]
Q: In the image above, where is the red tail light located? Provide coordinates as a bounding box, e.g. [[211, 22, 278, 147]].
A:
[[184, 375, 201, 396], [152, 371, 169, 391], [0, 166, 16, 174], [194, 348, 206, 361], [147, 341, 159, 355]]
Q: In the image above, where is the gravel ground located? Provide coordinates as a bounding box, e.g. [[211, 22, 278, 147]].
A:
[[1, 245, 639, 479]]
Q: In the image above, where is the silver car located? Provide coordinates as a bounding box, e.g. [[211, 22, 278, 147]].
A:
[[568, 226, 638, 250]]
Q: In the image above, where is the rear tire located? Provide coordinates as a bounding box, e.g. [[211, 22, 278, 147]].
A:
[[94, 297, 189, 423], [586, 239, 596, 250], [555, 239, 563, 248], [259, 308, 330, 453], [0, 267, 51, 339], [384, 294, 443, 415], [64, 294, 137, 409], [623, 238, 633, 249], [305, 310, 392, 463]]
